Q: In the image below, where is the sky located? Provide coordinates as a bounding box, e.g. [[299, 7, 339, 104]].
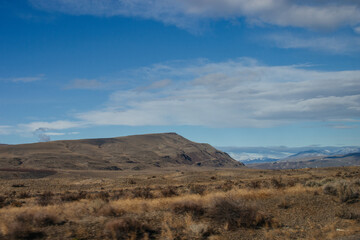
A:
[[1, 0, 360, 147]]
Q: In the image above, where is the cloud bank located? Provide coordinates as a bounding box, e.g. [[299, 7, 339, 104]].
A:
[[2, 58, 360, 135], [75, 59, 360, 128], [30, 0, 360, 31]]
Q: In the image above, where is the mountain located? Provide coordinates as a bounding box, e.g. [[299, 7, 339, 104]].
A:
[[247, 152, 360, 170], [219, 146, 360, 165], [0, 133, 243, 171]]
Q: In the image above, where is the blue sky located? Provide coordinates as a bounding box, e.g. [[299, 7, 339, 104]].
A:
[[1, 0, 360, 147]]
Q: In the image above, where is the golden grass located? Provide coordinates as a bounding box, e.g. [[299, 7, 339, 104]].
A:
[[0, 167, 359, 239]]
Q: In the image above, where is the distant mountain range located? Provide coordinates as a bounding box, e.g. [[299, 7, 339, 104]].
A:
[[218, 146, 360, 169]]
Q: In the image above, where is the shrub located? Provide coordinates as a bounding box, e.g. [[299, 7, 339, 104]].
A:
[[189, 184, 206, 195], [221, 180, 235, 192], [104, 217, 158, 240], [37, 191, 53, 206], [207, 196, 272, 230], [61, 191, 87, 202], [97, 204, 125, 217], [16, 211, 61, 227], [323, 181, 359, 203], [0, 195, 6, 208], [277, 198, 291, 209], [6, 222, 44, 240], [336, 209, 360, 222], [161, 186, 178, 197], [271, 177, 285, 189], [337, 182, 359, 203], [111, 189, 126, 200], [323, 183, 338, 196], [94, 191, 110, 202], [132, 187, 154, 199], [18, 192, 31, 199], [247, 180, 261, 189], [171, 200, 206, 217]]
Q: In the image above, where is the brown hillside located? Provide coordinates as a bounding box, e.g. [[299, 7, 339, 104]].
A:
[[0, 133, 243, 170]]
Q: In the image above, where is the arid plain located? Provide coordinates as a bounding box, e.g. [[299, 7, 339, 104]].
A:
[[0, 134, 359, 239]]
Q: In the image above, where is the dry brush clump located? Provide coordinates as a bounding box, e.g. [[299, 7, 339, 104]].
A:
[[171, 199, 206, 218], [206, 196, 274, 230], [60, 190, 87, 202], [2, 209, 64, 240], [104, 217, 158, 240], [160, 186, 178, 198], [323, 180, 360, 203], [37, 191, 54, 206], [336, 208, 360, 222]]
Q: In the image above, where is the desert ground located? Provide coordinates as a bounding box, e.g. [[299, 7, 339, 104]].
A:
[[0, 166, 359, 240]]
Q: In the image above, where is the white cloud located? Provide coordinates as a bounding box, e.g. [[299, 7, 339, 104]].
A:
[[11, 74, 45, 83], [354, 26, 360, 34], [266, 33, 360, 53], [30, 0, 360, 31], [19, 120, 84, 132], [0, 126, 12, 135], [5, 58, 360, 132], [75, 59, 360, 128], [65, 78, 104, 90], [45, 132, 66, 136]]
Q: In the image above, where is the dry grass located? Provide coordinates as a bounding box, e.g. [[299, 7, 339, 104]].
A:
[[0, 167, 359, 239]]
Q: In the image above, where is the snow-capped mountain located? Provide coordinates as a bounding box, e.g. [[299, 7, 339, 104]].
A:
[[218, 146, 360, 164]]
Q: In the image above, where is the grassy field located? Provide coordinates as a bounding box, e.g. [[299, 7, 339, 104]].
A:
[[0, 167, 359, 239]]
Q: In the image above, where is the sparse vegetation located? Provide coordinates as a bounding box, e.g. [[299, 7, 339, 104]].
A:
[[0, 167, 359, 239]]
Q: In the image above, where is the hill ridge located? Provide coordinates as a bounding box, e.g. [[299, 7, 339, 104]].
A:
[[0, 133, 243, 170]]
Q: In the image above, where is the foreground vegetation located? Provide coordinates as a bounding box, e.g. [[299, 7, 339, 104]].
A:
[[0, 167, 359, 239]]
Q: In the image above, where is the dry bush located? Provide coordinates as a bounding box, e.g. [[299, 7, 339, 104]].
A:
[[336, 209, 360, 222], [37, 191, 54, 206], [160, 186, 178, 197], [128, 179, 136, 184], [18, 192, 31, 199], [323, 183, 337, 196], [91, 191, 110, 202], [5, 222, 44, 240], [97, 204, 125, 217], [189, 184, 207, 195], [104, 217, 158, 240], [207, 196, 273, 230], [337, 182, 359, 203], [323, 181, 359, 203], [247, 180, 261, 189], [16, 210, 62, 227], [111, 189, 126, 200], [221, 180, 235, 192], [277, 197, 291, 209], [132, 187, 154, 199], [10, 200, 23, 207], [171, 199, 206, 217], [60, 191, 87, 202], [271, 177, 285, 189], [0, 195, 6, 208]]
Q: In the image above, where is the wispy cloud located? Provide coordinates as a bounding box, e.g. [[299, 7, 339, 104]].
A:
[[76, 59, 360, 128], [65, 78, 105, 90], [354, 26, 360, 34], [29, 0, 360, 31], [328, 125, 358, 129], [19, 120, 84, 132], [0, 126, 12, 135], [266, 33, 360, 53], [11, 74, 45, 83], [2, 58, 360, 134]]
